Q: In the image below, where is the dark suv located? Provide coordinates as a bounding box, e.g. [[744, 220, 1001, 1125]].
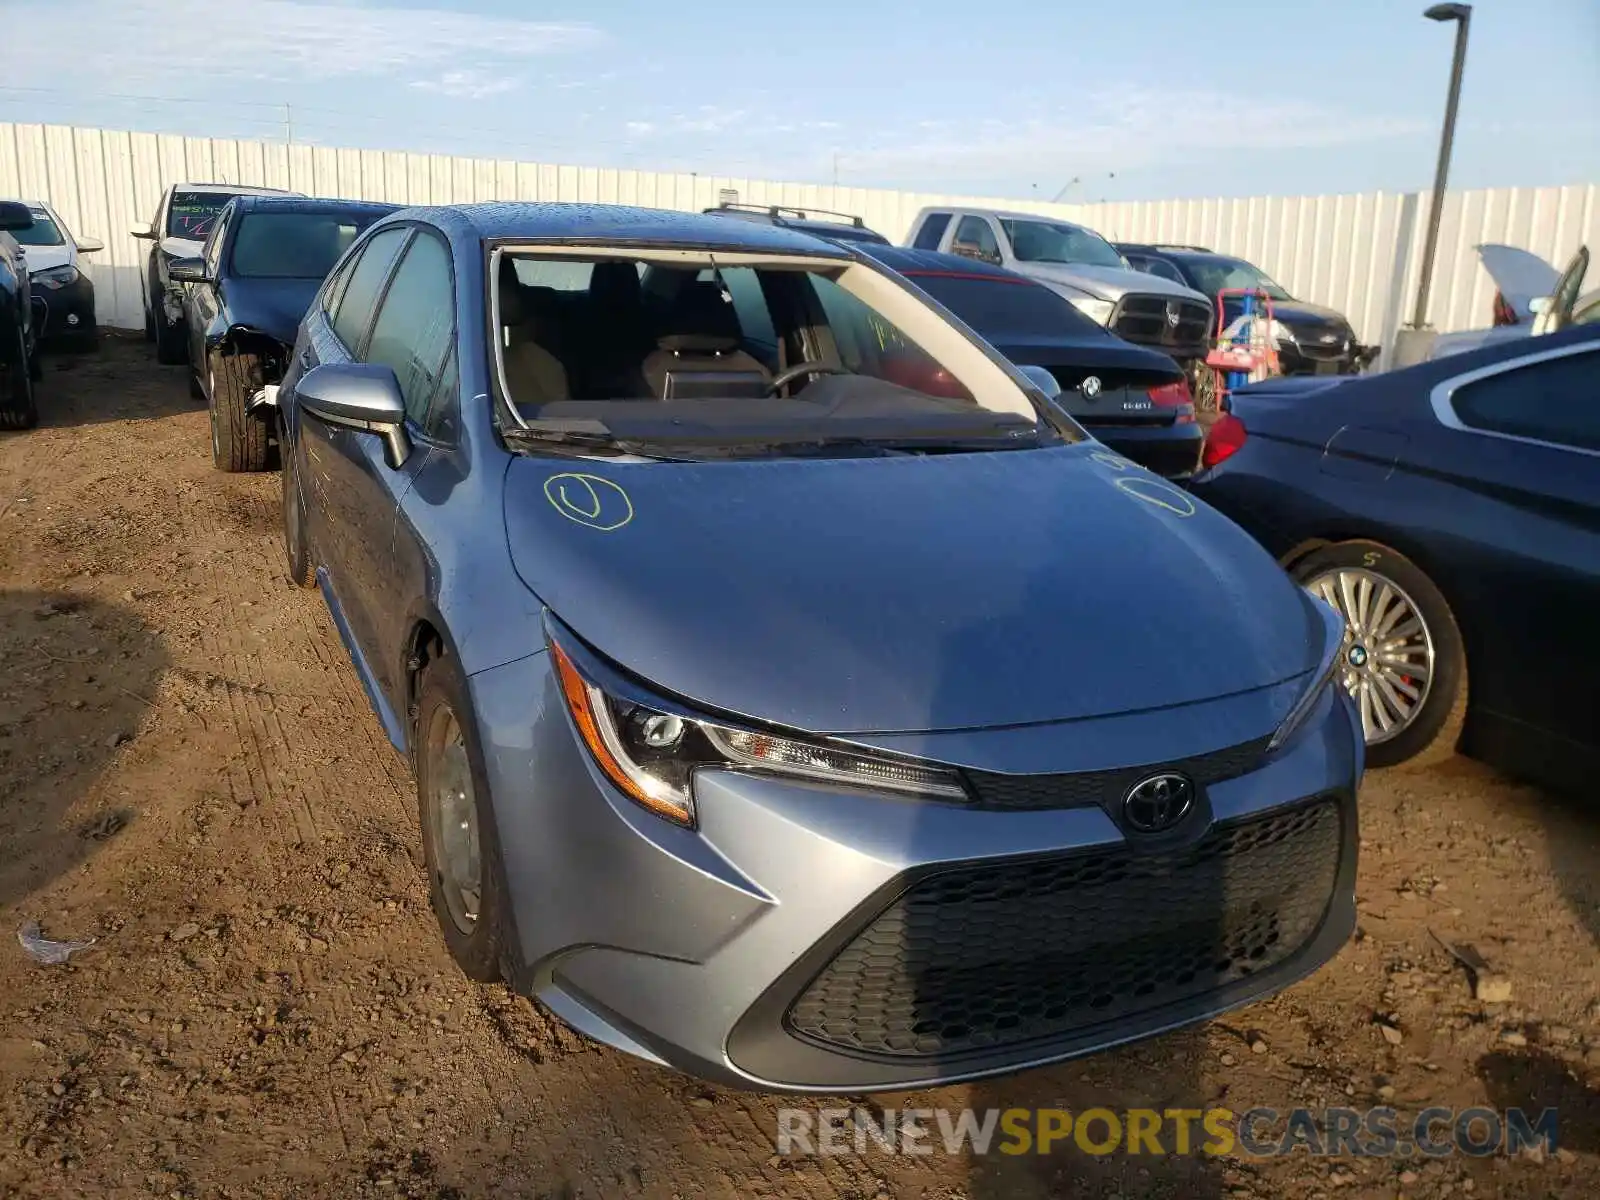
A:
[[1118, 244, 1374, 375], [703, 202, 890, 245], [1, 201, 41, 430]]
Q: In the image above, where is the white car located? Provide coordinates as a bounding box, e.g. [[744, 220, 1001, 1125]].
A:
[[2, 199, 103, 348], [1428, 243, 1595, 360]]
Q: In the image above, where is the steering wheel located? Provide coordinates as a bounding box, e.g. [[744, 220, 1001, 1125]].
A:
[[766, 361, 851, 396]]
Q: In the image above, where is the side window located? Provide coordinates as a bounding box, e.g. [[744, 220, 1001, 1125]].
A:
[[331, 227, 409, 353], [952, 216, 1001, 264], [320, 254, 355, 322], [912, 213, 952, 251], [428, 346, 460, 442], [1451, 349, 1600, 452], [202, 205, 233, 277], [1142, 257, 1187, 285], [363, 230, 455, 431]]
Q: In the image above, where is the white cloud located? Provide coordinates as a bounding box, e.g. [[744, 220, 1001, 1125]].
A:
[[410, 71, 520, 100], [9, 0, 602, 87]]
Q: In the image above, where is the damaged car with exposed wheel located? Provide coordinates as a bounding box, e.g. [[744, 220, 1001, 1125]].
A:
[[277, 202, 1364, 1092], [171, 195, 398, 471]]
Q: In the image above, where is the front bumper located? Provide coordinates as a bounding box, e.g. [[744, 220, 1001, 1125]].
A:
[[32, 273, 96, 342], [469, 652, 1362, 1093]]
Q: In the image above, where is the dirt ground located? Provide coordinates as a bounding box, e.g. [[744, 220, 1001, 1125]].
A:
[[1, 335, 1597, 1200]]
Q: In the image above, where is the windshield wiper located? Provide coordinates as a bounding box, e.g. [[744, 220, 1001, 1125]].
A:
[[500, 426, 688, 461], [754, 430, 1050, 457]]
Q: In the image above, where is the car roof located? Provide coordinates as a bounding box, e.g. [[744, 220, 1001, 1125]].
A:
[[858, 244, 1034, 281], [171, 183, 303, 197], [229, 195, 401, 216], [434, 202, 854, 256]]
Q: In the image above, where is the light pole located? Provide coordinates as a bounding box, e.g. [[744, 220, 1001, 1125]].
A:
[[1411, 3, 1472, 331]]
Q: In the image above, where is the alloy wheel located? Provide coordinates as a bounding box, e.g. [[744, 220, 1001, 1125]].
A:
[[1304, 567, 1435, 745], [427, 705, 481, 936]]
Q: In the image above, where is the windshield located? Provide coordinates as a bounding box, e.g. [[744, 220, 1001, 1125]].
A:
[[166, 191, 236, 240], [231, 212, 378, 279], [1000, 219, 1125, 268], [494, 250, 1067, 457], [12, 209, 64, 247], [905, 272, 1108, 340], [1184, 256, 1292, 302]]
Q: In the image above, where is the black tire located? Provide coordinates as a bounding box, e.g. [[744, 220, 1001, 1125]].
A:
[[414, 650, 515, 984], [207, 350, 271, 472], [0, 323, 38, 432], [281, 431, 315, 587], [154, 293, 186, 364], [188, 367, 205, 401], [1290, 540, 1467, 769], [28, 345, 42, 383]]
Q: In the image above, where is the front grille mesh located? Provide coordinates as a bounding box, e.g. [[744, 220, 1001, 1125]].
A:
[[964, 736, 1268, 812], [1113, 296, 1212, 354], [787, 798, 1342, 1058]]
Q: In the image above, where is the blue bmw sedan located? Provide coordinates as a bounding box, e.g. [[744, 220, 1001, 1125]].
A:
[[276, 203, 1362, 1092]]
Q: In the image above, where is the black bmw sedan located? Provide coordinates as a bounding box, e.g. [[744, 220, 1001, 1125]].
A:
[[862, 245, 1204, 478], [1187, 323, 1600, 792]]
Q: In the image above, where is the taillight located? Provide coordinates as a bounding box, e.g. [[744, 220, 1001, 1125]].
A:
[[1202, 412, 1247, 469], [1147, 378, 1191, 407]]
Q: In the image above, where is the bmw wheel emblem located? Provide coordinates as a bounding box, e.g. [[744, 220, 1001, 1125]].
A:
[[1080, 375, 1103, 399], [1348, 645, 1369, 667], [1122, 773, 1194, 834]]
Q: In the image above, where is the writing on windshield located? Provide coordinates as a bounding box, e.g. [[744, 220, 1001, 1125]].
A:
[[167, 192, 234, 239]]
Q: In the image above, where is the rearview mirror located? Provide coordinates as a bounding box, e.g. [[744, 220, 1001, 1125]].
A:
[[1017, 364, 1063, 401], [76, 236, 105, 254], [0, 201, 34, 233], [168, 257, 209, 284], [130, 221, 155, 240], [297, 363, 411, 469]]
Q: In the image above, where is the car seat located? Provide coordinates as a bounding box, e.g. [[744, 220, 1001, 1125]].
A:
[[497, 267, 569, 405], [640, 281, 771, 400]]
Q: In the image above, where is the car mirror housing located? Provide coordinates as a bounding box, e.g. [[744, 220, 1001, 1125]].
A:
[[130, 221, 155, 240], [1016, 364, 1063, 401], [167, 256, 209, 284], [76, 236, 105, 254], [0, 201, 35, 233], [297, 363, 411, 469]]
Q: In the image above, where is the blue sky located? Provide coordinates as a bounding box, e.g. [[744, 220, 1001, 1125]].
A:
[[4, 0, 1597, 200]]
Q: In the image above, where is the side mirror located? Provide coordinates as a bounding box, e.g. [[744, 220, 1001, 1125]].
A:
[[1016, 364, 1063, 401], [76, 236, 105, 254], [1527, 295, 1551, 315], [130, 221, 155, 240], [297, 363, 411, 469], [0, 201, 34, 233], [168, 256, 210, 284]]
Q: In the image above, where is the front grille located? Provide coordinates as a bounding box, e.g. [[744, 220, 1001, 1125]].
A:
[[1295, 338, 1349, 362], [1113, 295, 1212, 355], [787, 797, 1342, 1058], [964, 736, 1268, 812]]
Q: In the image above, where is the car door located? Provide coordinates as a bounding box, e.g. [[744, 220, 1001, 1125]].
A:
[[290, 224, 412, 647], [1422, 338, 1600, 771], [346, 228, 459, 708], [187, 202, 234, 372]]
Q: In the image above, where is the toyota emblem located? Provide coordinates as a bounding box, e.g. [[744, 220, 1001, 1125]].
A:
[[1164, 302, 1181, 329], [1122, 773, 1194, 833], [1080, 375, 1102, 399]]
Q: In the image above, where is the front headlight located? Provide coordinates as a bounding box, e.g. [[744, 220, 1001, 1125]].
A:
[[1069, 296, 1115, 325], [1266, 595, 1346, 753], [31, 264, 80, 290], [1272, 320, 1298, 346], [549, 635, 967, 827]]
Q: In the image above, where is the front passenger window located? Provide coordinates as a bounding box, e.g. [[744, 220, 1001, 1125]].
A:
[[331, 227, 409, 353], [952, 216, 1001, 264], [363, 231, 455, 430]]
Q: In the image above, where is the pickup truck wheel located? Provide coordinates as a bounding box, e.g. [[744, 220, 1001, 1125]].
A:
[[0, 324, 38, 431], [207, 351, 270, 472]]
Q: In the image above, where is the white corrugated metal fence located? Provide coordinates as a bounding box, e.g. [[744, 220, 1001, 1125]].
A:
[[3, 122, 1595, 352]]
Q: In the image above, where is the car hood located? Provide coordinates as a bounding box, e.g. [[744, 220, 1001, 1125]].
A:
[[502, 444, 1323, 734], [1231, 297, 1349, 332], [1476, 244, 1559, 321], [218, 277, 320, 345], [987, 335, 1181, 376], [1427, 324, 1528, 361], [20, 244, 72, 274], [1020, 262, 1208, 304]]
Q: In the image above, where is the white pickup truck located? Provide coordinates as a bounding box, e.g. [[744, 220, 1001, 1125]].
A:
[[904, 206, 1215, 392]]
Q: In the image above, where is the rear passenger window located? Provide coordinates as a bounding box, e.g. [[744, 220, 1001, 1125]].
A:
[[912, 213, 952, 251], [1452, 348, 1600, 452], [363, 230, 455, 430], [331, 227, 409, 352]]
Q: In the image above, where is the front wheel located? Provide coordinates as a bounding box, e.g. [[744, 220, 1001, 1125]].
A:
[[414, 651, 514, 983], [207, 351, 271, 472], [0, 323, 38, 431], [1292, 540, 1467, 768]]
